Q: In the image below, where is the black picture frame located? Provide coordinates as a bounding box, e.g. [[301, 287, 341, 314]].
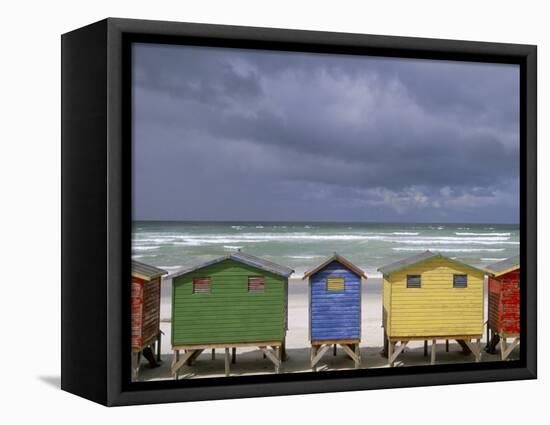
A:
[[61, 17, 537, 406]]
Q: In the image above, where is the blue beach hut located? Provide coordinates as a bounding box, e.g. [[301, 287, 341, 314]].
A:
[[302, 254, 367, 370]]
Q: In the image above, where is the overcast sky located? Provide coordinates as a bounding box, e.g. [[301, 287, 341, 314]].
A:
[[132, 43, 519, 224]]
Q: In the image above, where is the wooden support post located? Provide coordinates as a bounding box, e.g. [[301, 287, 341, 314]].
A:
[[462, 339, 481, 362], [388, 340, 394, 367], [501, 337, 519, 360], [260, 346, 281, 372], [500, 337, 507, 361], [172, 350, 180, 380], [231, 347, 236, 364], [445, 339, 449, 352], [281, 339, 287, 362], [132, 352, 139, 381], [333, 344, 337, 356], [156, 332, 162, 362], [212, 348, 215, 360], [431, 339, 437, 365], [171, 349, 198, 378], [310, 345, 317, 371], [388, 341, 407, 366], [382, 333, 389, 358], [341, 344, 361, 368], [355, 344, 361, 369], [311, 344, 330, 370], [224, 348, 230, 377], [424, 340, 428, 357]]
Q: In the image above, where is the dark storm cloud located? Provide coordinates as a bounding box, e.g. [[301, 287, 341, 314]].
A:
[[132, 43, 519, 223]]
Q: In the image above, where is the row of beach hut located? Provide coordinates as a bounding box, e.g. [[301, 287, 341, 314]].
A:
[[131, 251, 520, 378]]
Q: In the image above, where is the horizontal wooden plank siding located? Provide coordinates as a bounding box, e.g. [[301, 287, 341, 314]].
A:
[[131, 275, 161, 350], [172, 259, 287, 346], [385, 257, 484, 338], [141, 276, 161, 346], [310, 261, 361, 341], [131, 278, 144, 350], [488, 269, 520, 335]]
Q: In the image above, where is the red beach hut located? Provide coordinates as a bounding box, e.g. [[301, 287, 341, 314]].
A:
[[485, 256, 520, 360], [131, 260, 167, 378]]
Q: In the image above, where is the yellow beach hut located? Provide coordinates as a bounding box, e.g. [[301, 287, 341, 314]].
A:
[[378, 251, 487, 366]]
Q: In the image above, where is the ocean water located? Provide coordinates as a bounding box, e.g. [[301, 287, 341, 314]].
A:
[[132, 221, 519, 278]]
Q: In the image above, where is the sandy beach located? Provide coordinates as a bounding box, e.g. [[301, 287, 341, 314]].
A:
[[137, 277, 519, 381]]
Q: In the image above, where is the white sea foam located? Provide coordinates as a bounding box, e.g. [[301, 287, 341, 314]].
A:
[[289, 255, 324, 259], [393, 247, 505, 252], [224, 245, 243, 250], [481, 258, 507, 261], [455, 232, 511, 236], [132, 246, 160, 251], [396, 238, 517, 245], [392, 232, 419, 235]]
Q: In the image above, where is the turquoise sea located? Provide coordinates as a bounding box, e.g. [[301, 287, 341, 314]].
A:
[[132, 221, 519, 278]]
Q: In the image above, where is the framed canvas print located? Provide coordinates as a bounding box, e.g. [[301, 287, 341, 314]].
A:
[[61, 18, 537, 406]]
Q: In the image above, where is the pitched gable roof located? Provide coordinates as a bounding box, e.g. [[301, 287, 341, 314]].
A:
[[485, 255, 520, 277], [302, 253, 367, 280], [377, 250, 487, 276], [167, 251, 294, 280], [131, 260, 168, 280]]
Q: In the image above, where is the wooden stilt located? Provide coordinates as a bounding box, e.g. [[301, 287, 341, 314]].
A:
[[171, 350, 180, 379], [224, 348, 230, 376], [259, 346, 281, 372], [172, 349, 200, 378], [431, 339, 437, 365], [462, 339, 480, 362], [333, 344, 337, 356], [500, 337, 507, 361], [131, 352, 139, 380], [423, 340, 428, 357], [311, 344, 330, 370], [500, 336, 519, 360], [354, 343, 361, 368], [156, 332, 162, 362], [445, 339, 449, 352], [388, 341, 407, 366], [341, 344, 361, 368], [212, 348, 215, 360], [382, 333, 388, 358], [231, 347, 236, 364], [388, 340, 394, 367], [281, 339, 287, 361]]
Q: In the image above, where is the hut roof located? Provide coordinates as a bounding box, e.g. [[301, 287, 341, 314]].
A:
[[302, 253, 367, 280], [131, 260, 168, 281], [167, 251, 295, 279], [377, 250, 487, 276], [485, 255, 520, 277]]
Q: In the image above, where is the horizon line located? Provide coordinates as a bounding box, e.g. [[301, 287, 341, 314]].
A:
[[132, 219, 519, 226]]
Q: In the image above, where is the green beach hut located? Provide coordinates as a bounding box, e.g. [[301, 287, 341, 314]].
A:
[[168, 251, 294, 378]]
